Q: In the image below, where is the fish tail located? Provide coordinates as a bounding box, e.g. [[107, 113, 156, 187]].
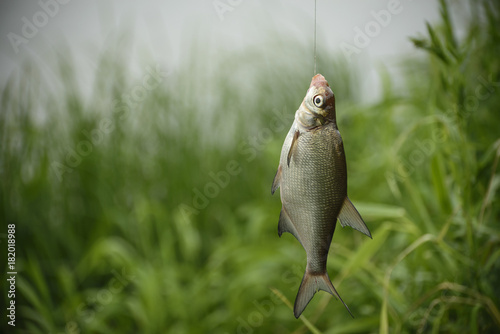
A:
[[294, 269, 354, 319]]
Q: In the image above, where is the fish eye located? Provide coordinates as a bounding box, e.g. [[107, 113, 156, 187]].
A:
[[313, 95, 324, 107]]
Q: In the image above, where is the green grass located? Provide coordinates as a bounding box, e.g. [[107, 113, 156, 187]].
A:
[[1, 0, 500, 333]]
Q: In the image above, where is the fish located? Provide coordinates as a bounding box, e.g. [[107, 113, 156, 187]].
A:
[[271, 74, 372, 318]]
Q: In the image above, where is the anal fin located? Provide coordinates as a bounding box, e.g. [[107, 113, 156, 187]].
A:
[[338, 197, 372, 238], [278, 207, 303, 246]]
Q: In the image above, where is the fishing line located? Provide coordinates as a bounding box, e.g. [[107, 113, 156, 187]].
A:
[[314, 0, 317, 75]]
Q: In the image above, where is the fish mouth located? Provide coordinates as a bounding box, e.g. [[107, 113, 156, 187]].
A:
[[310, 74, 330, 89], [309, 74, 333, 102], [296, 74, 336, 128], [307, 74, 335, 114]]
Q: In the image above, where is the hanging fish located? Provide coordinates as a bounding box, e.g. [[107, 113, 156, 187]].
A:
[[271, 74, 372, 318]]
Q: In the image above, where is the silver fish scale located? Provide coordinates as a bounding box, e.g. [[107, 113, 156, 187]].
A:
[[280, 121, 347, 274]]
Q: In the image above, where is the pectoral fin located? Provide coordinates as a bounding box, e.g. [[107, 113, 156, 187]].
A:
[[271, 165, 282, 195], [338, 197, 372, 238], [287, 130, 300, 167], [278, 207, 303, 247]]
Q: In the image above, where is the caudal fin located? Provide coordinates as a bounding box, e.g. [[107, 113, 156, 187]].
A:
[[294, 269, 353, 318]]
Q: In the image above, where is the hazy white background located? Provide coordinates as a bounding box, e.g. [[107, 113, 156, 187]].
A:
[[0, 0, 468, 101]]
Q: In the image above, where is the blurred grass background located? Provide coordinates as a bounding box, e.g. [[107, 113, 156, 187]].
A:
[[1, 0, 500, 333]]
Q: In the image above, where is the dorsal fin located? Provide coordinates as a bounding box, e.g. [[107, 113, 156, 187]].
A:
[[338, 197, 372, 238]]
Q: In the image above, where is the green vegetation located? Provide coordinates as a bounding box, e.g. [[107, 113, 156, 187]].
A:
[[1, 1, 499, 333]]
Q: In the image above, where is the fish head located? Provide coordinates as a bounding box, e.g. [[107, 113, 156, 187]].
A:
[[297, 74, 336, 128]]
